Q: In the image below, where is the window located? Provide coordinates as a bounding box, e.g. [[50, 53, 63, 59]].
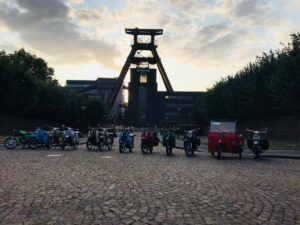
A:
[[140, 74, 147, 83]]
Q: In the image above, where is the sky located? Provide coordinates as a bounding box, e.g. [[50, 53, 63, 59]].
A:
[[0, 0, 299, 91]]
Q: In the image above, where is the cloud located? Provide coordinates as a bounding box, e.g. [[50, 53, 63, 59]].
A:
[[67, 0, 84, 4], [0, 0, 298, 89], [0, 21, 9, 32], [219, 0, 280, 26], [0, 0, 120, 69]]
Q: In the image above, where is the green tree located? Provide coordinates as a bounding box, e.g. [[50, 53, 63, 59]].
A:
[[193, 33, 300, 123], [0, 49, 107, 129]]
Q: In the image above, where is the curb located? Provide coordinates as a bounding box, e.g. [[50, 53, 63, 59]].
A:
[[260, 154, 300, 160]]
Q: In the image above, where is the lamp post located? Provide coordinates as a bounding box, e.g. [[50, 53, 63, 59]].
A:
[[140, 114, 146, 126], [79, 106, 86, 130]]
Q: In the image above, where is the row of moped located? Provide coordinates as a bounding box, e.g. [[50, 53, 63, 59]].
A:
[[122, 121, 269, 159], [4, 126, 79, 150], [3, 121, 270, 159], [86, 127, 136, 153], [117, 127, 200, 157], [85, 127, 166, 155]]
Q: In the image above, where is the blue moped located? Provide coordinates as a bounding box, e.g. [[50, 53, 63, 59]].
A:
[[119, 129, 134, 153], [28, 128, 51, 149]]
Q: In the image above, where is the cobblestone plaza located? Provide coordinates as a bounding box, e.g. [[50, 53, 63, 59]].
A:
[[0, 139, 299, 225]]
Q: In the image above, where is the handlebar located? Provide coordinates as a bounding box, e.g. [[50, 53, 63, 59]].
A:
[[245, 128, 268, 134]]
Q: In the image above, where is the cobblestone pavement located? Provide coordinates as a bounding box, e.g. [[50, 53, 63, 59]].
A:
[[0, 136, 299, 225]]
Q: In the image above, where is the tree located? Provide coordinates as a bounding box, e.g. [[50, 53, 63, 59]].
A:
[[0, 49, 107, 129], [193, 33, 300, 123]]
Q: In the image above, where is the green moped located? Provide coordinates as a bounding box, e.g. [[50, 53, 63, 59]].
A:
[[4, 129, 32, 149], [161, 129, 176, 156]]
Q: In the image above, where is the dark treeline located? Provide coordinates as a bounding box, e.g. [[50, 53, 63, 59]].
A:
[[0, 49, 106, 128], [193, 33, 300, 123]]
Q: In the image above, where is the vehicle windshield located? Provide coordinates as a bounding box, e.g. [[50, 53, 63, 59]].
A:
[[209, 121, 236, 133]]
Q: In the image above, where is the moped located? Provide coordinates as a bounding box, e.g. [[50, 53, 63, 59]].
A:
[[119, 129, 134, 153], [28, 128, 51, 149], [86, 127, 102, 151], [141, 129, 159, 154], [183, 129, 201, 157], [49, 127, 64, 148], [61, 127, 79, 150], [99, 128, 115, 151], [4, 129, 32, 149], [161, 128, 176, 156], [246, 128, 269, 159]]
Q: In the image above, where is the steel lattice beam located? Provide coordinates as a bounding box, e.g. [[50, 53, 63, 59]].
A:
[[107, 28, 173, 109]]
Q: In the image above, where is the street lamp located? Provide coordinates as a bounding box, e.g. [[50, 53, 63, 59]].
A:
[[79, 106, 86, 130]]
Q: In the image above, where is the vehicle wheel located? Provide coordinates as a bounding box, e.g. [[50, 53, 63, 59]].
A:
[[46, 140, 51, 149], [4, 138, 18, 149], [184, 142, 194, 157], [49, 136, 54, 145], [211, 152, 215, 157], [166, 144, 172, 156], [119, 144, 125, 153], [72, 141, 78, 150], [238, 148, 242, 158], [217, 146, 222, 159], [141, 142, 149, 154], [98, 142, 103, 151], [254, 148, 260, 159], [86, 139, 92, 151], [28, 138, 37, 149], [166, 145, 170, 156]]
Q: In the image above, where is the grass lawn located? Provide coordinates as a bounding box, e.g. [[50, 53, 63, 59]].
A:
[[270, 140, 300, 150], [0, 136, 7, 143]]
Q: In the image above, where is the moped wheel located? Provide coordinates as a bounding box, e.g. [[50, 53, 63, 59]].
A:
[[71, 143, 77, 150], [86, 139, 93, 151], [73, 141, 79, 150], [166, 145, 171, 156], [60, 144, 66, 150], [254, 148, 260, 159], [4, 138, 18, 149], [46, 140, 51, 149], [184, 142, 194, 157], [238, 148, 243, 158], [28, 138, 37, 149], [217, 146, 222, 159], [119, 144, 125, 153], [98, 142, 103, 151], [141, 142, 149, 154]]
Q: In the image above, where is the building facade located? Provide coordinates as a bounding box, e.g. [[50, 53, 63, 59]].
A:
[[66, 69, 203, 126], [66, 78, 124, 123], [128, 68, 158, 126], [127, 68, 203, 126]]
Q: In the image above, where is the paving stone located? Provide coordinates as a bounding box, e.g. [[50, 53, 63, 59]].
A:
[[0, 135, 299, 224]]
